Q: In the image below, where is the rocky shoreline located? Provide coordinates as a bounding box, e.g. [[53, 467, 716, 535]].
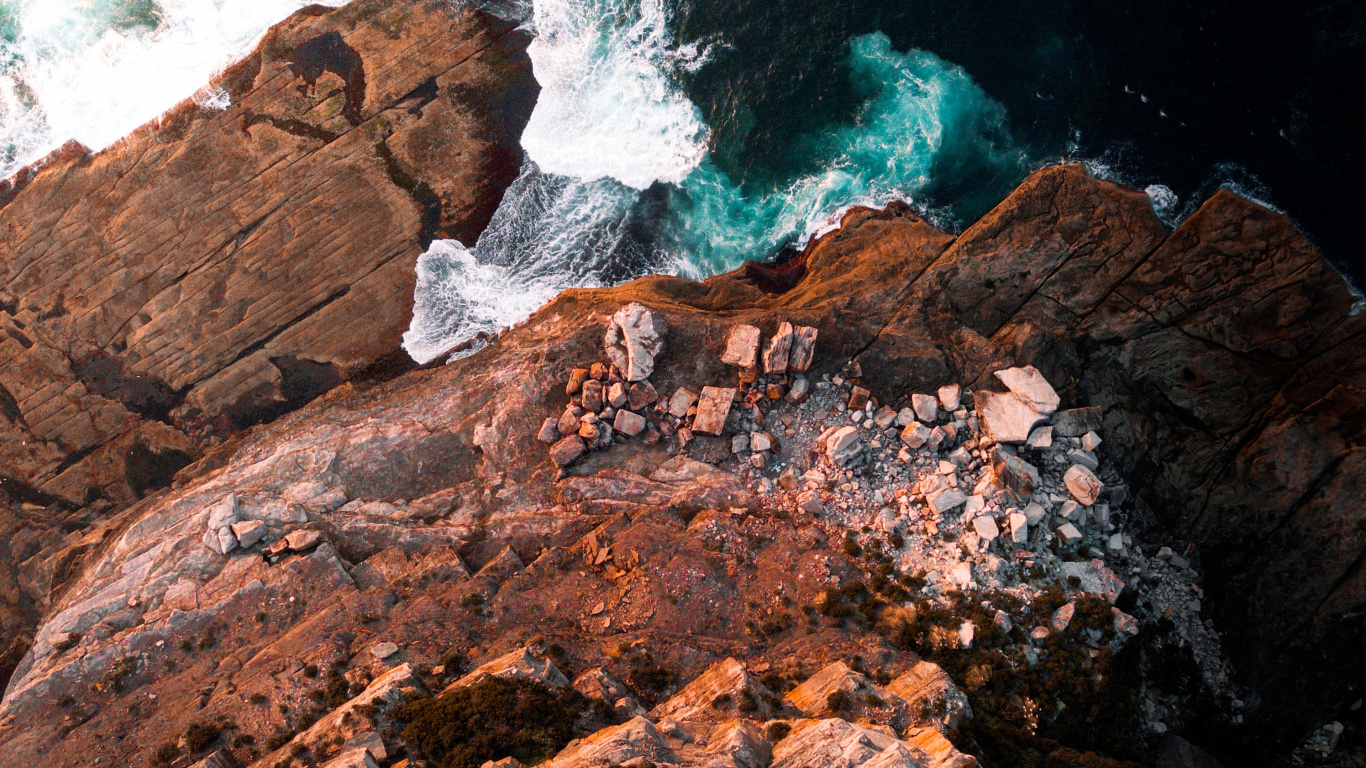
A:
[[1, 1, 1364, 767]]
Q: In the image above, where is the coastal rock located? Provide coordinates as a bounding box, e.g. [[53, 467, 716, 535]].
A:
[[974, 390, 1046, 444], [721, 325, 761, 368], [1051, 408, 1103, 438], [627, 381, 659, 410], [447, 647, 569, 692], [668, 388, 699, 418], [0, 0, 538, 504], [551, 436, 588, 466], [788, 325, 820, 372], [1063, 464, 1103, 506], [0, 157, 1360, 764], [693, 387, 736, 436], [991, 448, 1040, 500], [886, 661, 973, 731], [763, 322, 795, 374], [993, 366, 1060, 415], [937, 384, 962, 412], [912, 394, 939, 423], [612, 410, 646, 437], [823, 426, 863, 467], [650, 658, 777, 722], [604, 303, 666, 382]]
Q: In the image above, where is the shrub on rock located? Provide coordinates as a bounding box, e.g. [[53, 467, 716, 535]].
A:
[[394, 676, 587, 768]]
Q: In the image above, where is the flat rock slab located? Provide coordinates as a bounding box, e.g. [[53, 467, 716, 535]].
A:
[[693, 387, 736, 435], [975, 390, 1047, 444], [720, 325, 761, 368]]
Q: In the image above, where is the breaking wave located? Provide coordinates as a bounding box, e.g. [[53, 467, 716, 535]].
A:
[[0, 0, 346, 178], [403, 0, 1025, 362]]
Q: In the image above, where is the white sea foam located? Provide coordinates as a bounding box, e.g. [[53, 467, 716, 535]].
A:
[[402, 238, 572, 364], [1145, 184, 1179, 225], [0, 0, 346, 179], [402, 159, 634, 363], [407, 18, 1024, 362], [519, 0, 709, 189]]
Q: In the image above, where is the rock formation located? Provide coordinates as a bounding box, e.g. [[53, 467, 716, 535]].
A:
[[0, 0, 537, 509], [0, 24, 1361, 760]]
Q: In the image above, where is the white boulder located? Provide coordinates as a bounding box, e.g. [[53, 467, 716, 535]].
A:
[[994, 365, 1060, 414], [604, 303, 665, 382]]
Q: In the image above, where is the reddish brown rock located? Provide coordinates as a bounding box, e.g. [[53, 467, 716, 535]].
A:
[[551, 436, 587, 467], [720, 324, 761, 368], [627, 381, 658, 410], [762, 321, 794, 374], [693, 387, 736, 436], [0, 161, 1359, 766], [788, 325, 819, 372], [0, 0, 537, 506]]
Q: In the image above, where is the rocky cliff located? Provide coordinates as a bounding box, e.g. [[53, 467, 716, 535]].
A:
[[0, 150, 1360, 767], [0, 0, 536, 699], [0, 3, 1363, 765], [0, 0, 537, 510]]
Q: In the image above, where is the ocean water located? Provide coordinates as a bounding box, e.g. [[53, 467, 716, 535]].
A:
[[404, 0, 1366, 362], [0, 0, 346, 175], [0, 0, 1359, 364], [403, 0, 1033, 361]]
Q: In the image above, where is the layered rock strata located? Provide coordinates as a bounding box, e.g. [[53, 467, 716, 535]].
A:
[[0, 0, 537, 507], [0, 162, 1360, 767]]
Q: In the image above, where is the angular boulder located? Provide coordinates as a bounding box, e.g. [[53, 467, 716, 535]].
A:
[[604, 303, 665, 382]]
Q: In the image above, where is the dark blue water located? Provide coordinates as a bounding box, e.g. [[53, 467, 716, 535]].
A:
[[674, 0, 1366, 271]]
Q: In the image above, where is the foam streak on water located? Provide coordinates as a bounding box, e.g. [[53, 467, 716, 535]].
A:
[[0, 0, 346, 178], [404, 0, 1025, 363]]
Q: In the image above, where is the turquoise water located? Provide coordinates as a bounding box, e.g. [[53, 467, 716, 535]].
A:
[[661, 32, 1023, 278], [403, 1, 1028, 362], [0, 0, 1352, 365]]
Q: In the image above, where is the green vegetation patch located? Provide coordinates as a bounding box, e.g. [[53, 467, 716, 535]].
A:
[[394, 676, 588, 768]]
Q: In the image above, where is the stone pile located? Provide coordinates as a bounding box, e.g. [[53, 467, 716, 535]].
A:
[[702, 351, 1239, 726], [540, 303, 668, 467], [540, 311, 820, 472]]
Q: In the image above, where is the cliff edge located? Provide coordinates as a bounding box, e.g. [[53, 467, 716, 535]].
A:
[[0, 158, 1359, 767]]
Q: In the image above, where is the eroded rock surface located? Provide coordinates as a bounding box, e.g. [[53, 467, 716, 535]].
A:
[[0, 0, 537, 508], [0, 163, 1359, 767]]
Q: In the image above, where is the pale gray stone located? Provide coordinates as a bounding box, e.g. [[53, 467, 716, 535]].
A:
[[604, 303, 665, 382], [976, 390, 1046, 444], [230, 520, 266, 549], [912, 393, 939, 423], [972, 515, 1000, 541], [1064, 464, 1104, 505], [937, 384, 962, 412], [994, 365, 1060, 415]]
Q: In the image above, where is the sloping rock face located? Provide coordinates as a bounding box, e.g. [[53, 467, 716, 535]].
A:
[[0, 0, 537, 508], [842, 168, 1365, 745], [0, 164, 1358, 766]]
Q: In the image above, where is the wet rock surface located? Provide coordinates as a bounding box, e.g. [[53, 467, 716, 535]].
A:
[[0, 159, 1361, 768]]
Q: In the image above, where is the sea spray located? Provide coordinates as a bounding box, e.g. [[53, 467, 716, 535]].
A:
[[520, 0, 709, 188], [406, 22, 1025, 361], [0, 0, 346, 178]]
